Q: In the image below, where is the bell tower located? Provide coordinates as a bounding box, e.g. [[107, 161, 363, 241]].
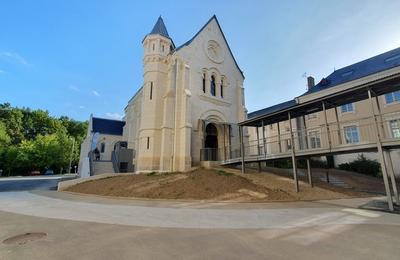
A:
[[137, 16, 174, 171]]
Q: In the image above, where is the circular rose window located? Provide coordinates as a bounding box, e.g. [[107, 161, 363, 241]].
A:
[[205, 40, 224, 63]]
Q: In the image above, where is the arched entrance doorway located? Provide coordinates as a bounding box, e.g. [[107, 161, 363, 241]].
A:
[[203, 123, 218, 161], [205, 123, 218, 149]]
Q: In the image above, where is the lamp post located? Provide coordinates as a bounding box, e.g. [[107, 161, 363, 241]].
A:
[[68, 137, 75, 174]]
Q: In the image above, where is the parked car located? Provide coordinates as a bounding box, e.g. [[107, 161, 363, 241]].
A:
[[44, 169, 54, 175], [29, 170, 41, 176]]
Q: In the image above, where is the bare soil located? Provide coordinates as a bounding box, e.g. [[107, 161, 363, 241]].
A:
[[65, 168, 371, 202]]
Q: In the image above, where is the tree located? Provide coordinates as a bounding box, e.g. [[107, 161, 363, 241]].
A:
[[0, 103, 88, 175], [0, 121, 11, 147], [0, 103, 24, 144]]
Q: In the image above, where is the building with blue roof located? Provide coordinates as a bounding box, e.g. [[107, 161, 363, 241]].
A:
[[235, 47, 400, 211]]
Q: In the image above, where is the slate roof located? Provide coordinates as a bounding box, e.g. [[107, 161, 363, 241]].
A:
[[247, 100, 297, 119], [92, 117, 125, 136], [149, 16, 170, 39], [302, 47, 400, 96], [247, 47, 400, 120]]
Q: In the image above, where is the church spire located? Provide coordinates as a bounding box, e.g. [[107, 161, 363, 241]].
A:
[[149, 16, 170, 39]]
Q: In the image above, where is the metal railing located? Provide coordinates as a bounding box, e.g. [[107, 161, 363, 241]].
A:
[[222, 111, 400, 163]]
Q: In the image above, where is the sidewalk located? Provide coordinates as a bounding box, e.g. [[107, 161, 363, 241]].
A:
[[0, 174, 77, 182]]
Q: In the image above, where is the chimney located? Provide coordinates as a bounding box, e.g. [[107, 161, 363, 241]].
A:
[[307, 76, 315, 90]]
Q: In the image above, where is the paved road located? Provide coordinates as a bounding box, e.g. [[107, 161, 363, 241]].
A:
[[0, 191, 399, 229], [1, 191, 399, 259], [0, 175, 77, 192]]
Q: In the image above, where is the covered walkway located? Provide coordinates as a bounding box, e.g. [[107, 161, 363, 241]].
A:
[[222, 48, 400, 211]]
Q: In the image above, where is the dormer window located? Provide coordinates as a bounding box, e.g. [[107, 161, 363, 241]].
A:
[[210, 75, 216, 96]]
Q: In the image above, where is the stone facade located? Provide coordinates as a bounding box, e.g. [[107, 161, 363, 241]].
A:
[[123, 16, 247, 173]]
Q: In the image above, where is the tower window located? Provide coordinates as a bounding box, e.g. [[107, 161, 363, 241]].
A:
[[202, 73, 206, 93], [150, 82, 153, 100], [147, 137, 150, 149], [210, 75, 216, 96], [152, 43, 155, 51], [220, 79, 224, 98], [161, 45, 164, 52]]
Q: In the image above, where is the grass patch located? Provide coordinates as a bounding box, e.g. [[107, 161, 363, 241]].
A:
[[216, 170, 233, 176], [146, 171, 157, 176]]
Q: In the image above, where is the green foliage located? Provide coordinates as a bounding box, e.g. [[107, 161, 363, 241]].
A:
[[0, 121, 11, 147], [265, 158, 328, 169], [147, 171, 157, 176], [216, 169, 233, 176], [338, 154, 381, 177], [0, 103, 88, 176]]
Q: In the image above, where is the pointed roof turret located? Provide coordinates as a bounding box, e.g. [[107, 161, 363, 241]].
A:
[[149, 16, 170, 39]]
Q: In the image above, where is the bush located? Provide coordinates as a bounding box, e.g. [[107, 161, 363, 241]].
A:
[[338, 154, 381, 177], [265, 158, 327, 169]]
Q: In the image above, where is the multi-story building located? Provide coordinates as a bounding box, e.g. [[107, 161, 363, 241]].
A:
[[246, 47, 400, 175]]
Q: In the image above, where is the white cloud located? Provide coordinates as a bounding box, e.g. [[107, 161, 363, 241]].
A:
[[105, 112, 123, 120], [91, 90, 100, 97], [79, 105, 85, 109], [68, 85, 80, 92], [0, 51, 29, 66]]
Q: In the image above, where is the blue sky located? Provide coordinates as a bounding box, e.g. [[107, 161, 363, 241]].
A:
[[1, 0, 400, 121]]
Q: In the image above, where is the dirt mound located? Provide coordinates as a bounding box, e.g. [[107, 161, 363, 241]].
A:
[[65, 168, 369, 202]]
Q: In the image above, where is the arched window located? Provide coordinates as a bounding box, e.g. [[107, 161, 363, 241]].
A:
[[220, 78, 224, 98], [202, 73, 206, 93], [210, 75, 216, 96]]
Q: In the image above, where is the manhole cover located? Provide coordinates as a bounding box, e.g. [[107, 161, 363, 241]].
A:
[[2, 232, 47, 245]]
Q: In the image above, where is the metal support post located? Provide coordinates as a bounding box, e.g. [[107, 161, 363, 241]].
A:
[[368, 89, 394, 211], [277, 122, 282, 153], [239, 126, 245, 174], [262, 120, 267, 157], [288, 112, 299, 192], [306, 158, 313, 187]]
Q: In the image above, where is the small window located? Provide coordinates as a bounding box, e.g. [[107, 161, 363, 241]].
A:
[[147, 137, 150, 149], [306, 113, 318, 120], [344, 125, 359, 144], [210, 75, 216, 96], [150, 82, 153, 100], [202, 73, 206, 93], [385, 91, 400, 104], [286, 139, 292, 150], [341, 103, 354, 113], [390, 120, 400, 138], [220, 79, 224, 98], [100, 143, 105, 153], [152, 43, 155, 51], [341, 70, 354, 77], [309, 131, 321, 148], [385, 54, 400, 63], [161, 45, 164, 52]]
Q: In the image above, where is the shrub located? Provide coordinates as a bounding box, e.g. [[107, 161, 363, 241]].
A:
[[265, 158, 327, 169], [338, 154, 381, 177], [216, 170, 233, 176], [146, 171, 157, 176]]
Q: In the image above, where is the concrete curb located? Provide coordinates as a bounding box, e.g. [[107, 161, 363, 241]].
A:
[[57, 173, 135, 191]]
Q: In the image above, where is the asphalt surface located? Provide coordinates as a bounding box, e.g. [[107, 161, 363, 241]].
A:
[[0, 191, 400, 260], [0, 176, 77, 192]]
